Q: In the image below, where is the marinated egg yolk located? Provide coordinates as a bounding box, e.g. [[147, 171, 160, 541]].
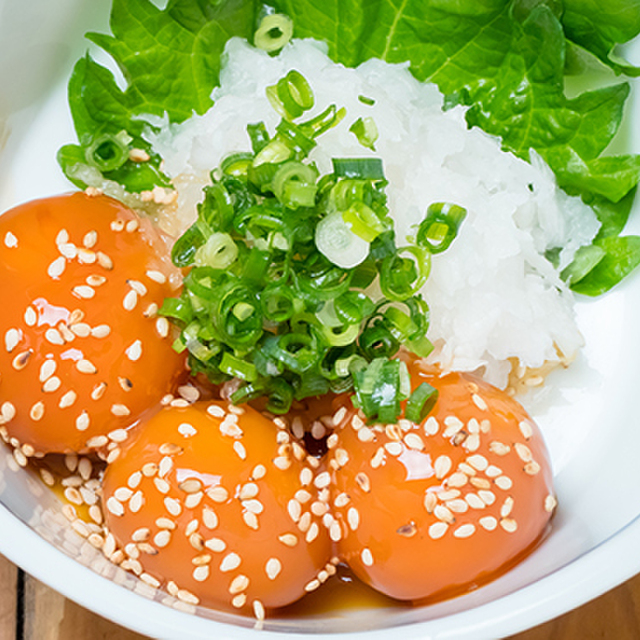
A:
[[326, 366, 556, 602], [102, 401, 334, 617], [0, 193, 185, 456]]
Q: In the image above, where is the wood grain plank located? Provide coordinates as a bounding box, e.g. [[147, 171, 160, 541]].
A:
[[7, 558, 640, 639], [0, 553, 18, 640], [22, 574, 146, 640], [509, 572, 640, 639]]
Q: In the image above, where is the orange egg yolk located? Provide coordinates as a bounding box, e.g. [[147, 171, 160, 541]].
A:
[[102, 400, 334, 617], [326, 364, 556, 602], [0, 192, 185, 455]]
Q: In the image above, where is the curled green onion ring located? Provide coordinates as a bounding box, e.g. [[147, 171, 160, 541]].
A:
[[254, 13, 294, 53], [162, 70, 467, 424]]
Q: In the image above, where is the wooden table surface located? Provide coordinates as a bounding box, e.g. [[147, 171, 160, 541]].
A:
[[2, 552, 639, 639]]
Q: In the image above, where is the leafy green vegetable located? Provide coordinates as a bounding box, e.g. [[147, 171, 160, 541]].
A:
[[59, 0, 640, 295], [562, 0, 640, 76]]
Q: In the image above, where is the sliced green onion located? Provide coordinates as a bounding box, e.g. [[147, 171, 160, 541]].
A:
[[158, 295, 193, 325], [171, 222, 206, 267], [275, 120, 317, 157], [194, 232, 238, 268], [220, 351, 258, 382], [254, 13, 294, 53], [221, 152, 254, 177], [272, 161, 318, 208], [359, 322, 399, 360], [267, 70, 314, 120], [260, 283, 296, 322], [315, 211, 369, 269], [358, 95, 376, 106], [85, 131, 131, 172], [299, 104, 346, 139], [349, 116, 379, 151], [265, 378, 295, 414], [405, 382, 439, 423], [416, 202, 467, 254], [342, 201, 385, 242], [379, 246, 431, 301], [247, 122, 270, 154], [332, 158, 385, 180]]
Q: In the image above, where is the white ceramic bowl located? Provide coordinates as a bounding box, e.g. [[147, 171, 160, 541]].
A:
[[1, 2, 640, 638]]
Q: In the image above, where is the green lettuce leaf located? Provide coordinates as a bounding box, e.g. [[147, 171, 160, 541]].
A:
[[562, 0, 640, 76], [60, 0, 640, 293]]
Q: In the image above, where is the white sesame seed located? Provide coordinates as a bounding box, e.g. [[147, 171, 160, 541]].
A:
[[156, 317, 170, 338], [434, 455, 452, 480], [154, 530, 172, 548], [285, 500, 303, 527], [207, 486, 229, 503], [58, 242, 77, 259], [91, 324, 111, 338], [75, 411, 90, 432], [485, 465, 502, 478], [146, 269, 167, 284], [306, 522, 320, 543], [177, 422, 197, 438], [347, 507, 360, 531], [472, 393, 488, 411], [447, 472, 469, 488], [158, 455, 173, 477], [110, 404, 131, 417], [123, 290, 138, 311], [4, 328, 21, 353], [234, 441, 247, 460], [500, 518, 518, 533], [86, 274, 106, 287], [384, 441, 403, 456], [454, 523, 476, 538], [404, 433, 425, 451], [106, 497, 124, 516], [544, 494, 558, 513], [501, 496, 515, 518], [44, 328, 65, 346], [479, 516, 498, 531], [278, 533, 298, 547], [202, 507, 219, 530], [193, 565, 210, 582], [314, 471, 331, 489], [495, 476, 513, 491], [524, 460, 541, 475], [164, 497, 182, 517], [478, 490, 496, 506], [4, 231, 18, 248], [489, 441, 511, 456], [266, 558, 282, 580], [253, 599, 265, 622], [76, 359, 97, 374], [220, 552, 242, 573], [128, 279, 147, 296], [357, 426, 375, 443], [125, 340, 142, 362], [519, 420, 534, 440], [83, 230, 98, 248], [73, 285, 95, 300], [429, 522, 448, 539], [207, 404, 226, 418], [126, 219, 140, 233], [23, 306, 37, 327], [465, 493, 486, 509], [361, 548, 374, 566], [58, 390, 77, 409], [91, 382, 108, 400], [229, 574, 250, 595], [42, 376, 62, 393]]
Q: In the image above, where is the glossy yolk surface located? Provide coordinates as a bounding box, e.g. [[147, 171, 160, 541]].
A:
[[102, 400, 334, 615], [326, 361, 556, 602], [0, 193, 185, 455]]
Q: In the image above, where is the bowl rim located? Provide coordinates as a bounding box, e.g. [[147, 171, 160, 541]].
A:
[[2, 494, 640, 640]]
